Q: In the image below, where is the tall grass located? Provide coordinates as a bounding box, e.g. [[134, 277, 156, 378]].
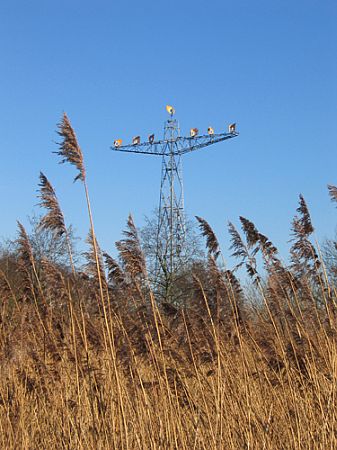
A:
[[0, 115, 336, 449]]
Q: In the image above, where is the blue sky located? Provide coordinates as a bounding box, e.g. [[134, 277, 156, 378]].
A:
[[0, 0, 336, 263]]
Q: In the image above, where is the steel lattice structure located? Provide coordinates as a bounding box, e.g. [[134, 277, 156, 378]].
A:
[[111, 107, 238, 296]]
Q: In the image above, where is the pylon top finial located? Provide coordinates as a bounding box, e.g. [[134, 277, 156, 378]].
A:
[[166, 105, 175, 116]]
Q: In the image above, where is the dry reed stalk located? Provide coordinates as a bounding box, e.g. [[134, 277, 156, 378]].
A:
[[195, 216, 242, 334], [191, 273, 224, 441], [0, 268, 20, 312], [55, 113, 105, 306], [16, 221, 46, 306], [181, 308, 218, 447], [54, 114, 131, 438], [40, 257, 68, 308], [15, 224, 72, 367], [54, 114, 113, 348], [230, 219, 289, 354], [68, 294, 81, 408], [0, 284, 336, 448], [84, 229, 107, 290], [115, 215, 165, 353]]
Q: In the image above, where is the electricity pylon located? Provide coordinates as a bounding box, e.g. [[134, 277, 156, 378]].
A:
[[111, 106, 238, 298]]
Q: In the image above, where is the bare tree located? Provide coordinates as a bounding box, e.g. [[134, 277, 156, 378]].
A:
[[24, 214, 79, 270], [140, 210, 204, 303]]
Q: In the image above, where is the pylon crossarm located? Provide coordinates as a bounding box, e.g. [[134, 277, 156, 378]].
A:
[[111, 141, 165, 155], [111, 132, 238, 156], [176, 132, 239, 155]]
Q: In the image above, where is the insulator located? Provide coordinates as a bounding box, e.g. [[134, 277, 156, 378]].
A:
[[208, 127, 214, 135], [228, 123, 236, 133], [149, 134, 155, 144], [114, 139, 122, 147], [132, 136, 141, 145], [190, 128, 198, 137]]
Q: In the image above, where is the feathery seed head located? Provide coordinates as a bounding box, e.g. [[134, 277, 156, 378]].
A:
[[38, 172, 66, 237], [55, 113, 86, 182], [195, 216, 220, 260]]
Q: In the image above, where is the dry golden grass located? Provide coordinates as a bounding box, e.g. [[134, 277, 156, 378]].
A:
[[0, 114, 336, 449], [0, 276, 335, 449]]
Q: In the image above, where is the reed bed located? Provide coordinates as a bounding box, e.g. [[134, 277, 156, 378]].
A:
[[0, 114, 336, 449]]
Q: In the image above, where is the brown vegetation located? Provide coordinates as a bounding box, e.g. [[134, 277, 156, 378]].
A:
[[0, 115, 336, 449]]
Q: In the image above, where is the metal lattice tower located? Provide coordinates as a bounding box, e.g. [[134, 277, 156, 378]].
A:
[[111, 106, 238, 297]]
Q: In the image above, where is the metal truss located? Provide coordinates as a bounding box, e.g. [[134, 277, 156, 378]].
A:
[[111, 108, 238, 299], [112, 131, 238, 156]]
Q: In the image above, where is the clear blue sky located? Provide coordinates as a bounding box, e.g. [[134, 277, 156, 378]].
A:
[[1, 0, 336, 262]]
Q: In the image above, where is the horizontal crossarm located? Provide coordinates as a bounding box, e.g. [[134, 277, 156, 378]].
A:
[[111, 140, 167, 155], [176, 132, 239, 155], [110, 132, 239, 156]]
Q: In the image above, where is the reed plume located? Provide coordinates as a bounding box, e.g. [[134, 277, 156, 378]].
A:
[[55, 113, 85, 182], [228, 221, 260, 283], [37, 172, 76, 274], [240, 217, 285, 274], [228, 221, 249, 263], [195, 216, 220, 260], [239, 216, 260, 249], [293, 194, 314, 236], [256, 232, 278, 261], [290, 195, 320, 278], [328, 184, 337, 203], [16, 221, 35, 268], [38, 172, 66, 237], [103, 252, 125, 287], [116, 214, 147, 279]]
